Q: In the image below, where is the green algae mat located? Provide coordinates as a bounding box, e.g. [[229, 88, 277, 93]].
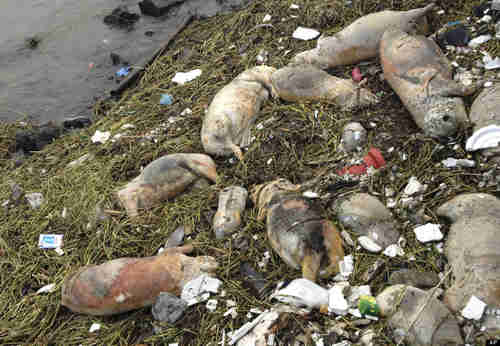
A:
[[1, 0, 499, 344]]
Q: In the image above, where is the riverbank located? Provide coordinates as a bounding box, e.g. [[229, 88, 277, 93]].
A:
[[1, 0, 499, 344]]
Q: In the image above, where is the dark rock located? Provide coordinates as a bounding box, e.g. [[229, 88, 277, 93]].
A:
[[388, 269, 440, 289], [103, 6, 140, 30], [152, 292, 188, 323], [138, 0, 182, 17], [15, 123, 62, 153], [62, 116, 92, 129]]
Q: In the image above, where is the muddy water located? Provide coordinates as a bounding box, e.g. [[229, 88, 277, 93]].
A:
[[0, 0, 251, 124]]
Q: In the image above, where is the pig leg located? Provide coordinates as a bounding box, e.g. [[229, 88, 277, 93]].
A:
[[302, 251, 322, 282]]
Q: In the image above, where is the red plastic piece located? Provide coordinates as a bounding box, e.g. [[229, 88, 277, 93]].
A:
[[352, 67, 363, 82], [337, 148, 386, 176]]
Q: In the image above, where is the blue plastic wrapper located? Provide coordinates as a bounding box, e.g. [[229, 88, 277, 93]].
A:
[[160, 94, 173, 105], [116, 66, 131, 77]]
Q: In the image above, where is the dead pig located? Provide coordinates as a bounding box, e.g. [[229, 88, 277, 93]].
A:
[[376, 285, 463, 345], [117, 153, 217, 218], [213, 186, 248, 239], [466, 85, 500, 162], [292, 4, 434, 69], [437, 193, 500, 314], [251, 179, 344, 282], [270, 64, 379, 109], [380, 29, 475, 138], [201, 66, 276, 160], [61, 245, 218, 316]]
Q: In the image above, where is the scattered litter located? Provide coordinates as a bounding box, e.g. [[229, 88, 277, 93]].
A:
[[228, 309, 277, 345], [26, 192, 44, 209], [347, 285, 372, 306], [339, 255, 354, 277], [272, 278, 328, 309], [290, 4, 299, 9], [441, 157, 476, 168], [89, 323, 101, 333], [257, 251, 271, 269], [172, 69, 202, 85], [152, 292, 188, 323], [468, 34, 492, 47], [292, 27, 320, 40], [358, 236, 382, 253], [206, 299, 218, 312], [403, 176, 425, 196], [36, 283, 55, 294], [383, 244, 404, 257], [485, 57, 500, 70], [338, 147, 386, 175], [91, 130, 111, 144], [55, 247, 65, 256], [256, 49, 268, 64], [181, 108, 192, 116], [38, 234, 63, 249], [480, 14, 492, 23], [303, 190, 319, 198], [181, 274, 223, 305], [413, 223, 443, 243], [358, 296, 379, 317], [116, 66, 131, 77], [484, 81, 493, 87], [466, 125, 500, 151], [328, 286, 349, 315], [263, 14, 272, 22], [159, 94, 173, 105], [462, 295, 487, 320]]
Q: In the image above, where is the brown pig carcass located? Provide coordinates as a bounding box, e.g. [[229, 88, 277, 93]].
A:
[[251, 179, 344, 282], [61, 245, 218, 316], [380, 29, 475, 138], [201, 66, 276, 160], [270, 64, 379, 109], [292, 4, 434, 69], [117, 153, 217, 218]]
